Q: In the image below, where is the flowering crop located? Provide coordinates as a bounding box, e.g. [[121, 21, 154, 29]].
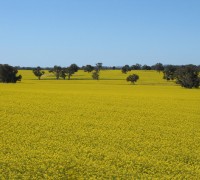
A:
[[0, 70, 199, 179]]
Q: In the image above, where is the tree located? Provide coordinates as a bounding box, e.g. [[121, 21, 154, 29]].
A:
[[121, 65, 131, 74], [91, 63, 102, 80], [60, 68, 67, 80], [0, 64, 22, 83], [49, 64, 79, 80], [131, 63, 142, 70], [126, 74, 139, 84], [83, 65, 94, 73], [92, 71, 99, 80], [175, 65, 200, 88], [96, 63, 103, 72], [163, 65, 177, 80], [65, 64, 79, 80], [152, 63, 164, 73], [142, 64, 151, 70], [49, 66, 62, 80], [33, 66, 45, 80]]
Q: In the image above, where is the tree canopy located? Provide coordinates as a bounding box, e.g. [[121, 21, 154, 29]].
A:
[[96, 63, 103, 72], [0, 64, 22, 83], [163, 65, 177, 80], [121, 65, 131, 74], [33, 66, 45, 80], [65, 64, 79, 80], [126, 74, 139, 84], [142, 65, 151, 70], [175, 65, 200, 88], [83, 65, 94, 73], [152, 63, 164, 73], [49, 64, 79, 80], [131, 64, 142, 70], [49, 66, 62, 80]]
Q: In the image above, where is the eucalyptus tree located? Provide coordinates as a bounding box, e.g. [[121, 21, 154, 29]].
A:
[[83, 65, 94, 73], [126, 74, 139, 84], [49, 66, 62, 80], [65, 64, 79, 80], [33, 66, 45, 80], [163, 65, 177, 80], [121, 65, 131, 74], [0, 64, 22, 83], [175, 65, 200, 88]]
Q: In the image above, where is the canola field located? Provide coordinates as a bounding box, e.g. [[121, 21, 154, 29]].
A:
[[0, 70, 200, 179]]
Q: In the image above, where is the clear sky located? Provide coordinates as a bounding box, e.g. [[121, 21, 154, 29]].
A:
[[0, 0, 200, 67]]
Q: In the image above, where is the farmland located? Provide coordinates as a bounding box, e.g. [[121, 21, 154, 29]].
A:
[[0, 70, 200, 179]]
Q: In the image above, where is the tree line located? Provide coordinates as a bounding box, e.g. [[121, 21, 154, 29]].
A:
[[0, 63, 103, 82], [0, 63, 200, 88], [122, 63, 200, 88], [41, 63, 103, 80]]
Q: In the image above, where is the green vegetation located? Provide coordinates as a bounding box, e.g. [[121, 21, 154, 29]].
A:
[[175, 65, 200, 88], [126, 74, 139, 84], [33, 66, 45, 80], [0, 64, 22, 83]]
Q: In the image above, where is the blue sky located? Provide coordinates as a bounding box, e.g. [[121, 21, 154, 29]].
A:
[[0, 0, 200, 67]]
